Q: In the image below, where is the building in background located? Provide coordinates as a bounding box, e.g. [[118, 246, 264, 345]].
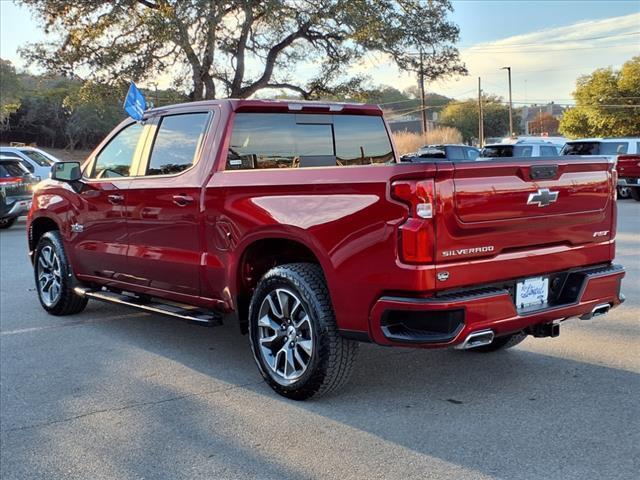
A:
[[520, 102, 565, 135]]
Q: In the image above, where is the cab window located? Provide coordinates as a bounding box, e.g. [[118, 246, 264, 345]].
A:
[[90, 123, 143, 178], [145, 113, 210, 176]]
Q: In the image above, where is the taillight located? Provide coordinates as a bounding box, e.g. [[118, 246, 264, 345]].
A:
[[391, 179, 435, 263], [0, 177, 24, 184]]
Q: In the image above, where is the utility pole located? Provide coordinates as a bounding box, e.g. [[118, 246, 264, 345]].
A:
[[478, 77, 484, 148], [501, 66, 513, 136], [419, 51, 428, 135]]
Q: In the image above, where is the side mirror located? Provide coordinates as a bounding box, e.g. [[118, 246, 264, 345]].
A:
[[51, 162, 82, 182]]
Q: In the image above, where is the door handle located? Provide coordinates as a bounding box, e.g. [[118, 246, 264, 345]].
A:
[[107, 194, 124, 204], [172, 194, 194, 206]]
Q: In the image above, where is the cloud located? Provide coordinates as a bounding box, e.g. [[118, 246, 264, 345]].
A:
[[357, 13, 640, 103]]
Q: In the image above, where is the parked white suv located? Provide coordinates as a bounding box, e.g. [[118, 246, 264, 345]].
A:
[[480, 140, 562, 158], [0, 147, 60, 181]]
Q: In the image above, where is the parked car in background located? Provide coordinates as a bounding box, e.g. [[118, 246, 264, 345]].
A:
[[480, 140, 562, 158], [561, 138, 640, 201], [0, 146, 60, 181], [0, 157, 37, 229], [401, 144, 480, 162]]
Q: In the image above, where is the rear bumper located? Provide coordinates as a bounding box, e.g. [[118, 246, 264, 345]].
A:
[[369, 263, 625, 348], [617, 178, 639, 186]]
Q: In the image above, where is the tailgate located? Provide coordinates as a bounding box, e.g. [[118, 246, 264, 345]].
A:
[[434, 157, 615, 289]]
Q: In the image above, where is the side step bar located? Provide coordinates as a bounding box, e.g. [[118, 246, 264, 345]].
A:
[[74, 287, 223, 326]]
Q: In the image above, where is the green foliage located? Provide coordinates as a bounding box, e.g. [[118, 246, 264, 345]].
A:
[[0, 60, 22, 130], [1, 61, 186, 149], [439, 96, 520, 143], [559, 56, 640, 138], [18, 0, 466, 100]]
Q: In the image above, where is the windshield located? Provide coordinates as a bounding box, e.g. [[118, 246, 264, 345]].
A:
[[561, 141, 629, 155], [20, 150, 54, 166]]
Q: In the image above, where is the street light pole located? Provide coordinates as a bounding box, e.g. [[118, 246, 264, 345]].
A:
[[501, 66, 513, 137]]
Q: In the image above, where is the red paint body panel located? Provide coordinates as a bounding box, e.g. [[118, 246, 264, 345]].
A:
[[617, 154, 640, 179], [27, 99, 625, 348]]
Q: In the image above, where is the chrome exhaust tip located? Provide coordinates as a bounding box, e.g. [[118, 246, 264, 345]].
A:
[[580, 303, 611, 320], [455, 329, 495, 350]]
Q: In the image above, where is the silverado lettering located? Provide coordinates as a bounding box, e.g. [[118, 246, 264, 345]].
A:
[[441, 246, 495, 257], [27, 99, 626, 399]]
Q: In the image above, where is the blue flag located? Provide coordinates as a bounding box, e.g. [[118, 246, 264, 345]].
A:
[[123, 82, 147, 121]]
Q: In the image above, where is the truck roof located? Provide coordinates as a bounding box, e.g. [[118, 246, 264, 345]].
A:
[[146, 99, 382, 116]]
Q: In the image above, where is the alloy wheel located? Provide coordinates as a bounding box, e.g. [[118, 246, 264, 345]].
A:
[[257, 288, 313, 385], [37, 245, 62, 307]]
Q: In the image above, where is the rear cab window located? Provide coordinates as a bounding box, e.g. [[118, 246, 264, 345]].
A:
[[0, 161, 29, 177], [226, 113, 393, 170]]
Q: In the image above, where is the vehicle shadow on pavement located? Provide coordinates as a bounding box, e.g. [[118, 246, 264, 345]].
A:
[[6, 306, 633, 480]]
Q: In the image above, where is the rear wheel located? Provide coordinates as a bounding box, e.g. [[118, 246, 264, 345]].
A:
[[468, 331, 527, 353], [34, 231, 88, 315], [630, 187, 640, 201], [0, 217, 17, 229], [249, 263, 358, 400]]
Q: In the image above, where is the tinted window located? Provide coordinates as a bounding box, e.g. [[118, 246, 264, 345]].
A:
[[333, 116, 393, 166], [20, 150, 53, 166], [227, 113, 393, 170], [540, 145, 557, 156], [465, 147, 480, 160], [560, 141, 628, 155], [0, 161, 29, 177], [416, 146, 446, 159], [601, 142, 628, 155], [481, 145, 514, 157], [91, 123, 143, 178], [146, 113, 210, 176], [447, 146, 465, 160]]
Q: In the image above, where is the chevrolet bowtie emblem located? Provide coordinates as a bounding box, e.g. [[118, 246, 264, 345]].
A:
[[527, 188, 558, 207]]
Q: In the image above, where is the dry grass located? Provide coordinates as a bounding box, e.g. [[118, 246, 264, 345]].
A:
[[392, 127, 463, 155]]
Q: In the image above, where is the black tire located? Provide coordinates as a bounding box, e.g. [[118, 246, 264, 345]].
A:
[[34, 231, 88, 315], [617, 186, 631, 199], [248, 263, 358, 400], [630, 187, 640, 201], [468, 331, 527, 353], [0, 217, 17, 229]]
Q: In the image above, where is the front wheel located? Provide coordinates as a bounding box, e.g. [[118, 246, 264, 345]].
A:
[[34, 231, 88, 315], [0, 217, 17, 229], [249, 263, 358, 400]]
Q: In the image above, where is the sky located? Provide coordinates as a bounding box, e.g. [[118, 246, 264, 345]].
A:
[[1, 0, 639, 105]]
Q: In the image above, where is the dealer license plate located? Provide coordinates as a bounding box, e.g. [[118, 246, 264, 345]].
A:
[[515, 276, 549, 310]]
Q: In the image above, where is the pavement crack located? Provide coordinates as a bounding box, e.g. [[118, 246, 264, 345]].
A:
[[1, 380, 263, 434]]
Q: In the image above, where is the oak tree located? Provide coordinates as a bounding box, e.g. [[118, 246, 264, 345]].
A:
[[18, 0, 466, 100]]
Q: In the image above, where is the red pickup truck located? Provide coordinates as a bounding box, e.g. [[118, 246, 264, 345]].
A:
[[27, 100, 625, 399]]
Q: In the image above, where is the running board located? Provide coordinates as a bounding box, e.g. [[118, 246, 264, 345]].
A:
[[74, 287, 223, 326]]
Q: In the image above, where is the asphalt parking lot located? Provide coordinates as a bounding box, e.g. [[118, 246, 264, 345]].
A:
[[1, 201, 638, 480]]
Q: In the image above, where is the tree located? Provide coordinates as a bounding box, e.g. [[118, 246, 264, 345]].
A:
[[528, 112, 560, 136], [559, 56, 640, 138], [0, 60, 22, 131], [18, 0, 466, 100], [439, 96, 520, 143]]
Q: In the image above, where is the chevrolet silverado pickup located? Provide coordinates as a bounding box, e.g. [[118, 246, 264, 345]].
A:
[[27, 100, 625, 399]]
